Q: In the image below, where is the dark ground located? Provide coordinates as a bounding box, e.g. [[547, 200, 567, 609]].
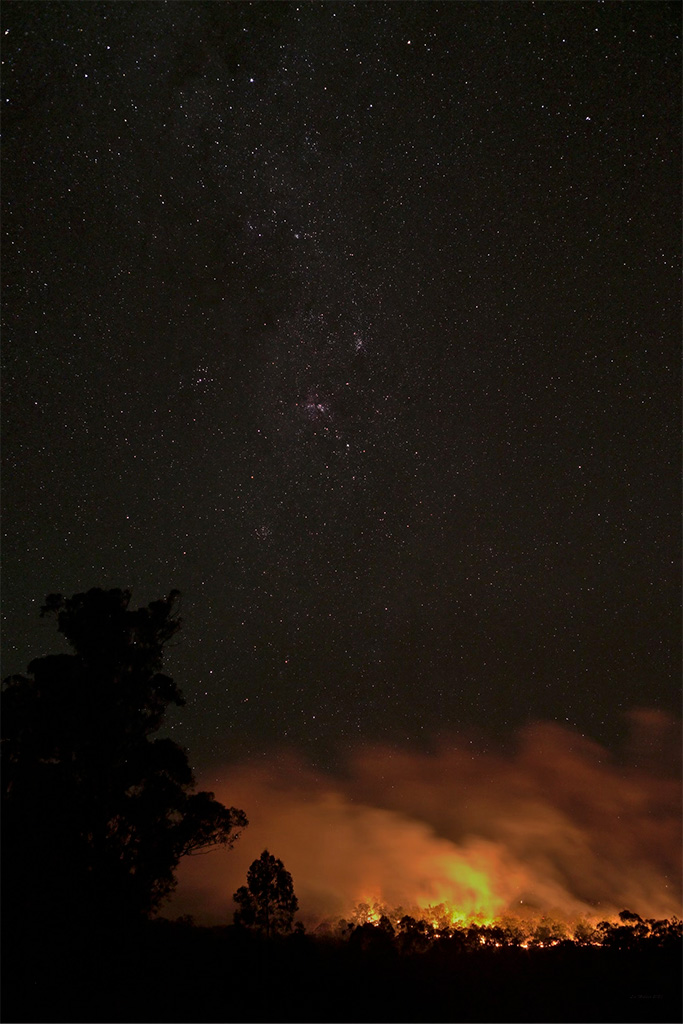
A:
[[4, 918, 681, 1024]]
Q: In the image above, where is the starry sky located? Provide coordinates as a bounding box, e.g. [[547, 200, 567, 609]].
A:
[[2, 1, 680, 775]]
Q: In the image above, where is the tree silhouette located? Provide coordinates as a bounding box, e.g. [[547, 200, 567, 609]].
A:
[[233, 849, 298, 937], [2, 587, 247, 930]]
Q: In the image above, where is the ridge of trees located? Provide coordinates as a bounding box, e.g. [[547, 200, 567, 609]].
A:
[[310, 903, 683, 954]]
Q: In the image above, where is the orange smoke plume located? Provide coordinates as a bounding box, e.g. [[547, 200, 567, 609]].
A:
[[169, 711, 682, 928]]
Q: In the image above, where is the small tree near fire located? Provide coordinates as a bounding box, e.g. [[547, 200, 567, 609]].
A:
[[233, 849, 298, 937]]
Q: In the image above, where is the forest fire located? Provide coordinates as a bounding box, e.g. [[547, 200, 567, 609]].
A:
[[171, 712, 682, 933]]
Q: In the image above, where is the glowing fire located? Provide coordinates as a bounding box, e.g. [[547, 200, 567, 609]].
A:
[[325, 900, 678, 951], [169, 713, 682, 930]]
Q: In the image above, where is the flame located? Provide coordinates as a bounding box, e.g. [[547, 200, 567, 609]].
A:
[[169, 712, 682, 929]]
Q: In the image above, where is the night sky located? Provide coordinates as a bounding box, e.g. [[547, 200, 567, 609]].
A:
[[3, 1, 680, 777]]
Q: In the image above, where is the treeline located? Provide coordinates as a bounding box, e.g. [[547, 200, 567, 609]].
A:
[[5, 909, 680, 1024], [310, 904, 683, 953]]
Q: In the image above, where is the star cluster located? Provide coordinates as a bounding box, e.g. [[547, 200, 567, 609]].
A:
[[2, 2, 680, 770]]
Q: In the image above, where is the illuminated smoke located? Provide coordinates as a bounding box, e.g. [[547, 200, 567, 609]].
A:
[[170, 711, 681, 927]]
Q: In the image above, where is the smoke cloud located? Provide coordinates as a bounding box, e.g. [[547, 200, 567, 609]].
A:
[[169, 711, 682, 927]]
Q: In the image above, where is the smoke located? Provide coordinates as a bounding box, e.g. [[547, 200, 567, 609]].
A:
[[169, 711, 682, 927]]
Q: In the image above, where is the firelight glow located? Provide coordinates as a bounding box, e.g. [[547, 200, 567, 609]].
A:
[[169, 712, 682, 929]]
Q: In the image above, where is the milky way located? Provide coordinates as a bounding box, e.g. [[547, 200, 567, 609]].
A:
[[2, 3, 680, 774]]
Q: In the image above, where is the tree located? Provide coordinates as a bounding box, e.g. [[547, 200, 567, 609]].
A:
[[2, 587, 247, 930], [233, 849, 298, 937]]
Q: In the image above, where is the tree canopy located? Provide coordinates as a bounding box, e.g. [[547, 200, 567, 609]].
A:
[[2, 587, 247, 930], [234, 849, 299, 937]]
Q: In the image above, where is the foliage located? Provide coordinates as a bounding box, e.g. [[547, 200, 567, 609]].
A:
[[233, 848, 298, 937], [2, 588, 247, 927], [315, 902, 683, 957], [595, 911, 683, 950]]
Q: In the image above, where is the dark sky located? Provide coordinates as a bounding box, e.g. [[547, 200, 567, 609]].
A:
[[2, 1, 680, 774]]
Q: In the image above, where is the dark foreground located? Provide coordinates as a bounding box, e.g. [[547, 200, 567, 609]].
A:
[[4, 918, 681, 1024]]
